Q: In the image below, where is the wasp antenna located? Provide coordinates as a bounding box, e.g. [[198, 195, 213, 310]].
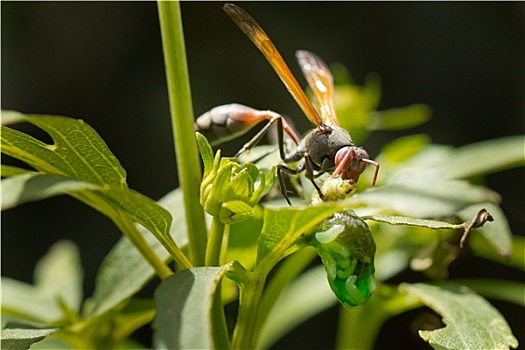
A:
[[362, 158, 380, 187]]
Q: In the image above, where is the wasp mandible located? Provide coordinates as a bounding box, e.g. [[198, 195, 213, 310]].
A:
[[195, 3, 379, 205]]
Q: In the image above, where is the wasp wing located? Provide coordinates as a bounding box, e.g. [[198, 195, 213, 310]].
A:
[[296, 50, 339, 126], [224, 3, 323, 127]]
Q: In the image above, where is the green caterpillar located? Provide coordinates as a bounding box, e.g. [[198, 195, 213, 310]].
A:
[[308, 211, 376, 308]]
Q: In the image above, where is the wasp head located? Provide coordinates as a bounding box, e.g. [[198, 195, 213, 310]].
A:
[[333, 146, 379, 187]]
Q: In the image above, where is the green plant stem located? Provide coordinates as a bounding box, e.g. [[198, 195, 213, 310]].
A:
[[114, 213, 175, 279], [205, 217, 227, 266], [205, 217, 231, 348], [335, 284, 422, 349], [254, 247, 318, 342], [155, 230, 192, 270], [231, 272, 267, 349], [157, 0, 207, 266], [336, 298, 386, 349], [231, 233, 317, 348], [211, 281, 231, 349]]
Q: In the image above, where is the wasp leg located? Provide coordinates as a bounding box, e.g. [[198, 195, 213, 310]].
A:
[[235, 112, 300, 157], [276, 119, 328, 204], [277, 156, 327, 205], [277, 163, 305, 205], [303, 154, 328, 202], [313, 170, 326, 178]]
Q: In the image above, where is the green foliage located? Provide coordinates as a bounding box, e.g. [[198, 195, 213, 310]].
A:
[[402, 283, 518, 350], [1, 2, 523, 350], [1, 328, 59, 350], [153, 264, 235, 349]]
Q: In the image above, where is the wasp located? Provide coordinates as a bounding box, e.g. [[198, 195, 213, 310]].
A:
[[195, 3, 379, 205]]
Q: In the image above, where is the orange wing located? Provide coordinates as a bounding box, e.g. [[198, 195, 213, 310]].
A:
[[296, 50, 338, 126], [223, 3, 323, 128]]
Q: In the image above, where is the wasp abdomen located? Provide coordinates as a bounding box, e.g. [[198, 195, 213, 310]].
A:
[[195, 104, 269, 146]]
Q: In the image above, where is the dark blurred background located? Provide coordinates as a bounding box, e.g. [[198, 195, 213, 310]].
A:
[[2, 2, 524, 349]]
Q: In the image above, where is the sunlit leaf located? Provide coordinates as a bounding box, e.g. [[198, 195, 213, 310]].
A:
[[34, 240, 83, 312], [256, 204, 341, 265], [1, 110, 26, 125], [364, 215, 461, 230], [111, 298, 156, 343], [153, 264, 234, 349], [89, 189, 188, 317], [368, 104, 432, 131], [0, 328, 58, 350], [402, 283, 518, 350], [226, 206, 263, 272], [378, 134, 432, 165], [1, 241, 82, 325], [0, 165, 34, 177], [1, 278, 62, 325], [1, 173, 96, 210], [27, 338, 72, 350], [1, 111, 126, 188], [351, 168, 500, 218], [452, 279, 525, 307], [399, 136, 525, 180], [1, 173, 174, 248], [0, 112, 189, 318], [442, 135, 525, 179], [99, 187, 173, 244]]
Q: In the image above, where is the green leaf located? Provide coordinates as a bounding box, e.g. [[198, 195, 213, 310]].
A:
[[0, 165, 35, 177], [111, 298, 156, 343], [153, 263, 234, 349], [1, 110, 26, 125], [363, 215, 462, 230], [89, 188, 188, 317], [227, 211, 263, 267], [402, 283, 519, 350], [399, 136, 525, 180], [351, 168, 500, 218], [0, 328, 58, 350], [378, 134, 432, 165], [1, 113, 187, 271], [2, 163, 184, 280], [1, 173, 97, 210], [1, 172, 175, 243], [442, 135, 525, 179], [452, 279, 525, 307], [256, 203, 342, 265], [368, 104, 432, 131], [34, 240, 83, 312], [1, 240, 82, 324], [1, 112, 126, 188], [99, 187, 173, 245], [1, 171, 184, 276], [196, 132, 215, 177], [1, 277, 63, 325], [27, 338, 72, 349]]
